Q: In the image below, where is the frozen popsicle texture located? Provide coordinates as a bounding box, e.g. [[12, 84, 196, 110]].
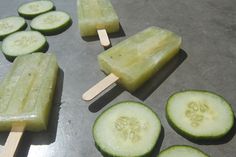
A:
[[0, 53, 58, 131], [98, 27, 182, 92], [77, 0, 119, 36]]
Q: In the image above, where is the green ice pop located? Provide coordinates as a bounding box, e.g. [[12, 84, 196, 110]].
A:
[[0, 53, 58, 131], [98, 27, 182, 92], [77, 0, 119, 36]]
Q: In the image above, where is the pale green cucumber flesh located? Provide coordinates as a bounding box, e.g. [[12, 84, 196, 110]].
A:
[[158, 145, 209, 157], [93, 101, 161, 157], [0, 16, 27, 40], [1, 31, 47, 61], [18, 1, 54, 19], [166, 90, 234, 140], [30, 11, 72, 35]]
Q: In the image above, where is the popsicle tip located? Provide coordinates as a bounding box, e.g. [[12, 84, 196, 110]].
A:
[[82, 93, 93, 101], [97, 29, 110, 47], [102, 41, 110, 47]]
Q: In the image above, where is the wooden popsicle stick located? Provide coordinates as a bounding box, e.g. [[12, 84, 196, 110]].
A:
[[1, 123, 26, 157], [82, 73, 119, 101], [97, 29, 110, 47]]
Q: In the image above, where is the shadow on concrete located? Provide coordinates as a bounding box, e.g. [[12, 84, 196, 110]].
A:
[[88, 85, 124, 113], [150, 126, 165, 157], [132, 49, 187, 101], [82, 23, 126, 43]]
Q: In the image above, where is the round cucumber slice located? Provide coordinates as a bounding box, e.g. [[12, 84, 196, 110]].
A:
[[166, 90, 234, 140], [30, 11, 72, 35], [93, 101, 161, 157], [18, 0, 54, 19], [158, 145, 209, 157], [0, 16, 27, 40], [2, 31, 47, 61]]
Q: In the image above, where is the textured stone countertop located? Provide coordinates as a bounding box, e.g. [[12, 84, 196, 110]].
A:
[[0, 0, 235, 157]]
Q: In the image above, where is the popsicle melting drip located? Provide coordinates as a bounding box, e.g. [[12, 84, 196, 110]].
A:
[[83, 27, 181, 101], [0, 53, 58, 131]]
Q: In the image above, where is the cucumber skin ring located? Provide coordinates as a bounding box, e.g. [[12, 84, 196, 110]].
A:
[[17, 2, 55, 19], [1, 31, 48, 62], [2, 42, 48, 62], [158, 145, 210, 157], [30, 12, 72, 36], [166, 90, 235, 141], [0, 18, 27, 41], [93, 101, 162, 157]]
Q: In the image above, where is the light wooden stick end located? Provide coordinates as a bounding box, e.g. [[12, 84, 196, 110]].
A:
[[82, 73, 119, 101], [97, 29, 110, 47], [1, 123, 26, 157]]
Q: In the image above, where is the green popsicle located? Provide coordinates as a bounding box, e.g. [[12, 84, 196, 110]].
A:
[[0, 53, 58, 131], [98, 26, 182, 92], [77, 0, 119, 37], [83, 27, 181, 101]]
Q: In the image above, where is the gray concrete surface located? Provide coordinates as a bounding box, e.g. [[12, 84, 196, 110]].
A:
[[0, 0, 235, 156]]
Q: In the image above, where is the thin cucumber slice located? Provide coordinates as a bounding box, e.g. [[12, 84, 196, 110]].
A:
[[166, 90, 234, 140], [30, 11, 72, 35], [93, 101, 161, 157], [18, 0, 54, 19], [158, 145, 209, 157], [2, 31, 47, 61], [0, 16, 27, 40]]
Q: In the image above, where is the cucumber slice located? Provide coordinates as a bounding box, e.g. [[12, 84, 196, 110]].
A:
[[18, 0, 54, 19], [93, 101, 161, 157], [30, 11, 72, 35], [0, 16, 27, 40], [158, 145, 209, 157], [166, 90, 234, 140], [2, 31, 47, 61]]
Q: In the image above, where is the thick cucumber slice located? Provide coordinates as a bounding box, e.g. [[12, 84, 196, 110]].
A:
[[166, 90, 234, 140], [0, 16, 27, 40], [18, 0, 54, 19], [30, 11, 72, 35], [93, 101, 161, 157], [158, 145, 209, 157], [2, 31, 47, 61]]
